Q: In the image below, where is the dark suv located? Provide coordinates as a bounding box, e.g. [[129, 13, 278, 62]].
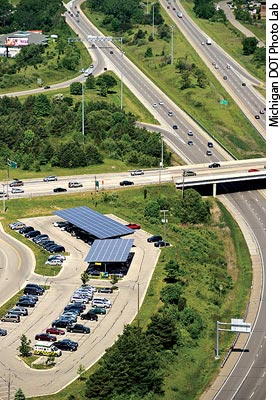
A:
[[24, 286, 44, 296], [80, 311, 99, 321], [19, 226, 34, 234], [66, 324, 90, 333], [147, 235, 162, 243]]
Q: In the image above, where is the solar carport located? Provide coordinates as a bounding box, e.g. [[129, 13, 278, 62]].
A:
[[54, 206, 133, 239]]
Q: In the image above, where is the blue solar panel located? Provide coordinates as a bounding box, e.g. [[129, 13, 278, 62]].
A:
[[85, 239, 134, 262], [54, 206, 133, 239]]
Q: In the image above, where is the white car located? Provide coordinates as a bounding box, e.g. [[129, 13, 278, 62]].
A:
[[93, 297, 112, 307], [153, 103, 157, 108], [11, 188, 24, 194], [158, 101, 164, 105], [43, 175, 57, 182], [70, 295, 89, 304], [45, 259, 62, 266]]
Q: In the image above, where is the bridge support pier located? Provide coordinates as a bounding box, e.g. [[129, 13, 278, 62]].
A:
[[213, 183, 217, 197]]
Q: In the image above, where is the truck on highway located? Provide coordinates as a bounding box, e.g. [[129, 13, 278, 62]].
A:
[[206, 37, 212, 45]]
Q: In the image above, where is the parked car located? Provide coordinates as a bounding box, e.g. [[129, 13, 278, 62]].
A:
[[147, 235, 162, 243], [52, 319, 72, 328], [48, 254, 66, 262], [208, 162, 221, 168], [53, 187, 67, 193], [70, 294, 89, 304], [126, 223, 141, 229], [43, 176, 57, 182], [0, 328, 7, 336], [25, 283, 45, 293], [120, 180, 134, 186], [88, 307, 106, 315], [9, 179, 24, 187], [32, 234, 49, 244], [8, 307, 28, 316], [60, 313, 78, 322], [154, 240, 171, 248], [49, 245, 65, 253], [44, 242, 58, 251], [64, 303, 86, 314], [54, 339, 78, 351], [92, 299, 111, 309], [46, 327, 65, 335], [35, 333, 57, 341], [45, 259, 62, 266], [24, 286, 44, 296], [20, 294, 38, 302], [93, 297, 111, 307], [25, 230, 41, 238], [66, 324, 90, 334], [97, 287, 113, 294], [16, 299, 35, 308], [19, 226, 34, 234], [9, 221, 26, 230], [1, 314, 20, 323], [80, 311, 99, 321]]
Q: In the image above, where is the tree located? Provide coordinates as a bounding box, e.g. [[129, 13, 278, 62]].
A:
[[175, 189, 211, 224], [14, 388, 25, 400], [242, 37, 258, 55], [33, 94, 51, 117], [144, 201, 160, 219], [147, 310, 180, 350], [18, 334, 32, 357], [46, 354, 56, 366], [86, 75, 95, 89], [144, 47, 153, 58], [81, 271, 90, 286], [77, 364, 86, 380], [70, 82, 82, 95], [179, 307, 205, 339], [164, 260, 180, 282], [160, 283, 183, 305]]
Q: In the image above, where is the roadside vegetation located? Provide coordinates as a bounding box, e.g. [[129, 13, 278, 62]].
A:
[[0, 184, 252, 400]]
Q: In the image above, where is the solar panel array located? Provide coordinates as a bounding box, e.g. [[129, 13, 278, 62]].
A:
[[54, 206, 133, 239], [85, 238, 134, 262]]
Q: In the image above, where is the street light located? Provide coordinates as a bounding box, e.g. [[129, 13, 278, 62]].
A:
[[120, 51, 125, 110], [159, 135, 164, 184], [170, 25, 175, 65], [82, 79, 85, 146], [160, 209, 169, 241]]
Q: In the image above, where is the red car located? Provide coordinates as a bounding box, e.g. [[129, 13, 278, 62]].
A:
[[35, 333, 57, 341], [248, 168, 259, 173], [46, 327, 65, 336], [126, 223, 141, 230]]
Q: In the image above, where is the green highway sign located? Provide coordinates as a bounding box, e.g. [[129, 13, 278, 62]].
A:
[[219, 99, 228, 105]]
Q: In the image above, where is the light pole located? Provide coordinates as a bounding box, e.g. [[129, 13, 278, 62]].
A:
[[146, 0, 149, 15], [152, 3, 155, 39], [160, 209, 169, 241], [159, 135, 164, 184], [1, 184, 6, 213], [82, 79, 85, 146], [170, 25, 175, 65], [120, 51, 125, 110]]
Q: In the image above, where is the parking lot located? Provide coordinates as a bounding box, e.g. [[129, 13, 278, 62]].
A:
[[0, 214, 161, 398]]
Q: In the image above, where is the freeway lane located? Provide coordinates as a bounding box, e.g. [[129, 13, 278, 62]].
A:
[[162, 0, 266, 136]]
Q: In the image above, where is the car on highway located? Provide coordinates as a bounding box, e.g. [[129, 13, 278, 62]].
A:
[[248, 168, 259, 172], [43, 175, 57, 182], [260, 110, 265, 114], [0, 328, 7, 336], [206, 150, 212, 156], [35, 333, 57, 341], [46, 327, 65, 335], [126, 223, 141, 229], [168, 111, 173, 116], [11, 187, 24, 194], [44, 86, 51, 89], [187, 140, 194, 146], [223, 76, 227, 80], [153, 103, 157, 107], [19, 226, 34, 234], [66, 324, 90, 334], [208, 142, 213, 148], [9, 179, 24, 187], [120, 180, 134, 186], [68, 181, 83, 188], [183, 170, 196, 177], [255, 115, 260, 119], [54, 339, 78, 352], [0, 191, 7, 198], [130, 170, 144, 176], [25, 230, 41, 238], [172, 124, 178, 129], [159, 101, 164, 105], [147, 235, 162, 243], [208, 162, 221, 168], [242, 82, 246, 86], [53, 187, 67, 193], [16, 299, 35, 308], [154, 240, 171, 248], [187, 130, 193, 136]]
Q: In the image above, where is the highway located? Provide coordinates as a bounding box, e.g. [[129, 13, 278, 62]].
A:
[[0, 1, 266, 399]]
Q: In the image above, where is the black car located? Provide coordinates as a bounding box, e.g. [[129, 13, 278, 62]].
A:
[[208, 162, 221, 168], [53, 187, 67, 193], [25, 230, 41, 238], [19, 226, 34, 234], [25, 283, 45, 292], [207, 142, 213, 148], [97, 287, 113, 294], [120, 180, 134, 186], [172, 125, 178, 129], [49, 245, 65, 253], [44, 242, 57, 250], [54, 339, 78, 352], [44, 85, 51, 89], [64, 304, 86, 314], [20, 294, 38, 302], [32, 234, 49, 244], [154, 240, 171, 248], [66, 324, 90, 334], [80, 311, 99, 321], [24, 286, 44, 296], [16, 299, 35, 308], [0, 328, 7, 336], [147, 235, 163, 243], [52, 319, 72, 328]]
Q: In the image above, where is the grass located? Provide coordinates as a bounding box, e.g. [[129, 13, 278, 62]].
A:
[[82, 7, 265, 160], [182, 2, 265, 82], [0, 184, 252, 400]]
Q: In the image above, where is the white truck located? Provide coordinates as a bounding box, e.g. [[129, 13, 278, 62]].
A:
[[34, 341, 62, 357], [206, 37, 212, 45]]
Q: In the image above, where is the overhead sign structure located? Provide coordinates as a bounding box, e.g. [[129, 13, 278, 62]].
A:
[[215, 319, 251, 359]]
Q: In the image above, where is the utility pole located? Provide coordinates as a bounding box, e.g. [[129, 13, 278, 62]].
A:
[[120, 51, 124, 110], [170, 25, 175, 65], [82, 80, 85, 146], [160, 209, 169, 241]]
